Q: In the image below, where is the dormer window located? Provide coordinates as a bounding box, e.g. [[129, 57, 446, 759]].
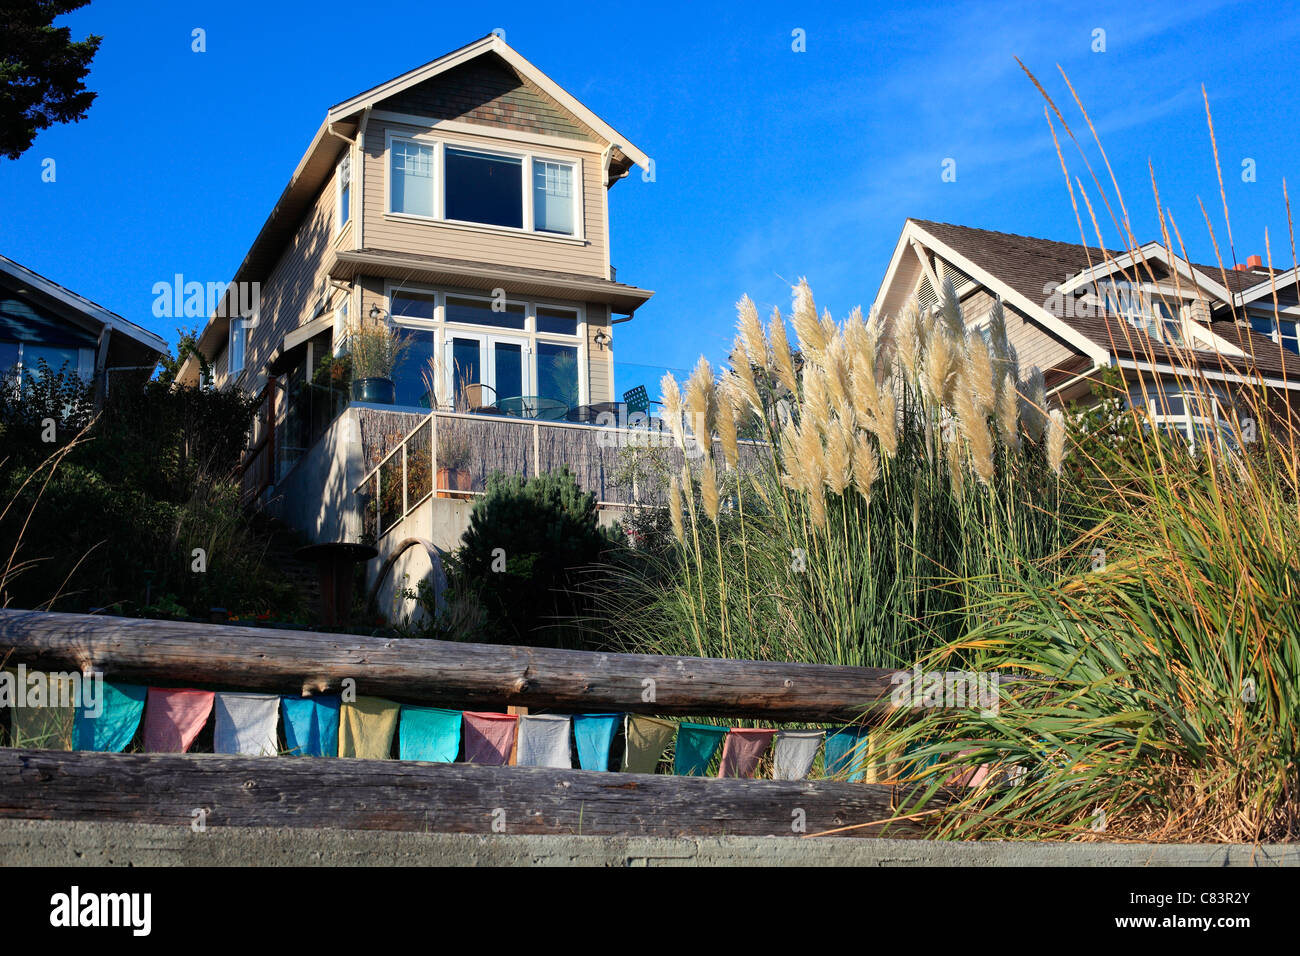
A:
[[1249, 312, 1300, 353], [387, 134, 580, 238]]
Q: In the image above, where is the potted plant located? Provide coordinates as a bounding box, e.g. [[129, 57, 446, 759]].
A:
[[437, 426, 474, 499], [345, 319, 410, 405]]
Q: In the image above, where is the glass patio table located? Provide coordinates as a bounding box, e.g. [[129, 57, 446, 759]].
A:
[[565, 401, 627, 424], [497, 395, 570, 421]]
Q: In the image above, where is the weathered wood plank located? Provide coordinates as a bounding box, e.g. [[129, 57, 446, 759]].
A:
[[0, 610, 899, 721], [0, 749, 928, 838]]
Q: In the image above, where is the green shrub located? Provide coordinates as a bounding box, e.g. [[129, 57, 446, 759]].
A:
[[456, 467, 617, 647]]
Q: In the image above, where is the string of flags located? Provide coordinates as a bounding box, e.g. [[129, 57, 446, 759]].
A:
[[0, 670, 942, 782]]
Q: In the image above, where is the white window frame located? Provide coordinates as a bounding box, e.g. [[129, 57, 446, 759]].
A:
[[443, 329, 533, 403], [386, 135, 438, 219], [384, 282, 588, 410], [384, 130, 584, 240], [335, 151, 352, 234], [1248, 310, 1300, 353], [333, 296, 350, 357], [1126, 379, 1233, 452], [229, 318, 246, 376]]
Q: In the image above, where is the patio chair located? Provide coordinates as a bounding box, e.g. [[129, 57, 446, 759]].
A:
[[623, 385, 660, 416], [461, 383, 498, 414]]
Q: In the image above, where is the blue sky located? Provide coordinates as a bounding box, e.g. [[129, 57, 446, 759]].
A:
[[3, 0, 1298, 384]]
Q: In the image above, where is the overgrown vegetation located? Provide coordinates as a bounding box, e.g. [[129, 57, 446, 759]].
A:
[[0, 345, 304, 620], [590, 280, 1078, 669], [575, 69, 1300, 843]]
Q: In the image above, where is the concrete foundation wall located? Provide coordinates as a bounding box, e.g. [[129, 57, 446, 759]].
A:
[[266, 408, 367, 545]]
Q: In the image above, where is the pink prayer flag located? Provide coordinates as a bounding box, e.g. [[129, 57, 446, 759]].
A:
[[462, 712, 518, 766], [717, 727, 776, 778], [947, 748, 992, 788], [143, 688, 214, 753]]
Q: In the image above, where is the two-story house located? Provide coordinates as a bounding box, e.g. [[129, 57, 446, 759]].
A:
[[873, 219, 1300, 446], [178, 34, 658, 622]]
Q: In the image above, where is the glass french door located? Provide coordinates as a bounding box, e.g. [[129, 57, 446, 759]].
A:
[[445, 332, 528, 409]]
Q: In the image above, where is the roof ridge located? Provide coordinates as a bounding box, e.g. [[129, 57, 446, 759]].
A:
[[909, 218, 1123, 258]]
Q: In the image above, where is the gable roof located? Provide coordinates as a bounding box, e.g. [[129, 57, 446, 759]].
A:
[[328, 34, 648, 169], [878, 219, 1300, 390], [0, 254, 168, 359]]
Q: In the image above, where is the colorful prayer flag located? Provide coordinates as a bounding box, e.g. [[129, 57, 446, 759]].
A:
[[621, 715, 676, 774], [773, 730, 823, 781], [399, 706, 461, 762], [573, 713, 620, 771], [717, 727, 775, 778], [674, 722, 728, 776], [339, 696, 400, 759], [214, 692, 280, 756], [462, 711, 518, 766], [281, 695, 340, 757], [516, 714, 572, 768], [74, 682, 147, 753], [824, 726, 871, 781]]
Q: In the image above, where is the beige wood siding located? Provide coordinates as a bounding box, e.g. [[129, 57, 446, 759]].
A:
[[230, 150, 345, 391], [211, 344, 229, 387], [962, 288, 1079, 373], [363, 118, 606, 277], [587, 303, 612, 403]]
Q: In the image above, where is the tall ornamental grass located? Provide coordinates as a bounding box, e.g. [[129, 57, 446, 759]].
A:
[[595, 277, 1076, 669], [855, 69, 1300, 844]]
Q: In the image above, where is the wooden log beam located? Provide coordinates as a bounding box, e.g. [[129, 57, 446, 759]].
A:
[[0, 749, 929, 838], [0, 610, 899, 721]]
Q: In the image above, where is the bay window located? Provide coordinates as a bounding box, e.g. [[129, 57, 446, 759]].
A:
[[387, 134, 580, 237]]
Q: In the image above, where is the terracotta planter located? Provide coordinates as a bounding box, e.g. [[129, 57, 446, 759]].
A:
[[437, 466, 472, 499]]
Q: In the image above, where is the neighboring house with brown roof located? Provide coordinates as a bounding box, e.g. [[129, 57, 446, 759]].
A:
[[174, 34, 659, 622], [873, 218, 1300, 444]]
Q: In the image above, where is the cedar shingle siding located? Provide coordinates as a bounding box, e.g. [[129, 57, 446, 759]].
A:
[[385, 54, 600, 143]]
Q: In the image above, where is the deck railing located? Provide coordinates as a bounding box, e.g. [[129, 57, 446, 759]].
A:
[[352, 409, 765, 539]]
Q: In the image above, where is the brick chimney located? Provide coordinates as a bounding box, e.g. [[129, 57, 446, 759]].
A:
[[1248, 254, 1264, 269]]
